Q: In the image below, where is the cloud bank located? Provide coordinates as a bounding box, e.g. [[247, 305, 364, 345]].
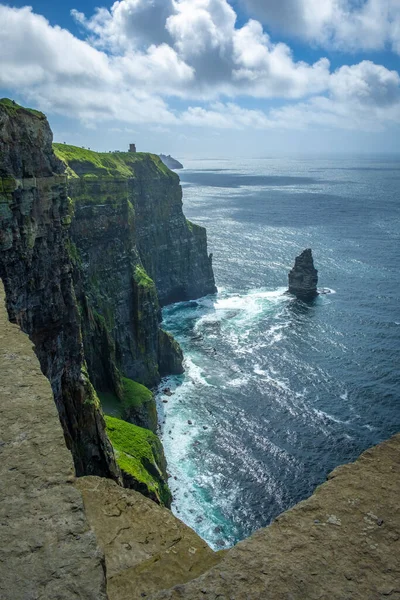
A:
[[242, 0, 400, 53], [0, 0, 399, 133]]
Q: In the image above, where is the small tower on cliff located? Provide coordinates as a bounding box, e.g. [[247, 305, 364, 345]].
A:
[[129, 143, 137, 153]]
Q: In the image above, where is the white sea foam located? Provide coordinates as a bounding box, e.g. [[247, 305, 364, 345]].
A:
[[319, 287, 337, 295], [363, 424, 376, 431], [204, 287, 289, 332], [313, 408, 348, 425], [227, 377, 249, 388]]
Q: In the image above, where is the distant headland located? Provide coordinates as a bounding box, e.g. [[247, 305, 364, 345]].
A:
[[159, 154, 184, 170]]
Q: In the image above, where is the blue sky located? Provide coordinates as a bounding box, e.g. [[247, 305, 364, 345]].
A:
[[1, 0, 400, 157]]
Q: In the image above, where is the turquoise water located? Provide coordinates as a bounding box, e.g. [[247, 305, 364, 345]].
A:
[[156, 157, 400, 550]]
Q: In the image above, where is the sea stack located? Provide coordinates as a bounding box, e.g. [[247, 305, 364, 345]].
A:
[[288, 249, 318, 300]]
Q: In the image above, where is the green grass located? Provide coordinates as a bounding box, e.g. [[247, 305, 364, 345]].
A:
[[134, 264, 155, 289], [53, 143, 174, 179], [105, 415, 171, 505], [98, 377, 154, 412], [0, 98, 45, 120], [186, 219, 203, 234], [122, 377, 153, 408]]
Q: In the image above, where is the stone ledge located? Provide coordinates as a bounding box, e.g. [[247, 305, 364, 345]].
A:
[[75, 476, 223, 600], [151, 433, 400, 600], [0, 280, 108, 600]]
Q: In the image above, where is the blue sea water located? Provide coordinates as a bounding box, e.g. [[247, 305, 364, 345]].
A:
[[156, 156, 400, 550]]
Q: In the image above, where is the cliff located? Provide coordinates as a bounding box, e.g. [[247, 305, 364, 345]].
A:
[[0, 99, 216, 505], [0, 99, 119, 481], [54, 144, 216, 308]]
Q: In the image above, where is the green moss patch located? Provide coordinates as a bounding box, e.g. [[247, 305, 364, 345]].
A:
[[99, 378, 157, 431], [122, 377, 152, 408], [186, 219, 203, 234], [105, 415, 171, 506], [134, 265, 155, 290]]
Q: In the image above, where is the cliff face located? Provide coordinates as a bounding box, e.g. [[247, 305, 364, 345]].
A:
[[0, 100, 119, 480], [0, 101, 216, 504], [59, 145, 216, 310], [159, 154, 184, 170], [130, 159, 216, 306], [67, 175, 181, 389]]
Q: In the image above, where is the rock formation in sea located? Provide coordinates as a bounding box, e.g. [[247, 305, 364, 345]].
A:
[[288, 248, 319, 300], [159, 154, 184, 170], [0, 98, 215, 505]]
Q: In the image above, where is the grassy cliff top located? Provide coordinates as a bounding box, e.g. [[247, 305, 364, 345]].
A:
[[53, 143, 175, 179], [0, 98, 46, 121]]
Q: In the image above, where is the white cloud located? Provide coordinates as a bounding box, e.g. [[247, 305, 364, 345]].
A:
[[330, 61, 400, 107], [71, 0, 332, 99], [0, 2, 399, 136], [232, 19, 330, 98], [181, 102, 272, 128], [72, 0, 175, 50], [242, 0, 400, 53], [182, 61, 400, 132]]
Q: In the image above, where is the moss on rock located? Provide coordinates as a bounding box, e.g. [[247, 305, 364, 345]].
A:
[[98, 377, 157, 432], [121, 377, 158, 432], [104, 415, 171, 507], [134, 264, 155, 290]]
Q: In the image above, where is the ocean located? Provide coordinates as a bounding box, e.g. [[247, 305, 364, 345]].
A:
[[156, 156, 400, 550]]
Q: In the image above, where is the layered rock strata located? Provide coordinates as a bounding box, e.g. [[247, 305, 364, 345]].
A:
[[288, 248, 318, 300], [0, 281, 108, 600]]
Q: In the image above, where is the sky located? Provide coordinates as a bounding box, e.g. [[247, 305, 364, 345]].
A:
[[1, 0, 400, 157]]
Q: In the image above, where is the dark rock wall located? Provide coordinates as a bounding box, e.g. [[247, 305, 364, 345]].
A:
[[0, 104, 119, 480], [68, 176, 184, 389], [0, 102, 215, 489], [130, 159, 216, 306]]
